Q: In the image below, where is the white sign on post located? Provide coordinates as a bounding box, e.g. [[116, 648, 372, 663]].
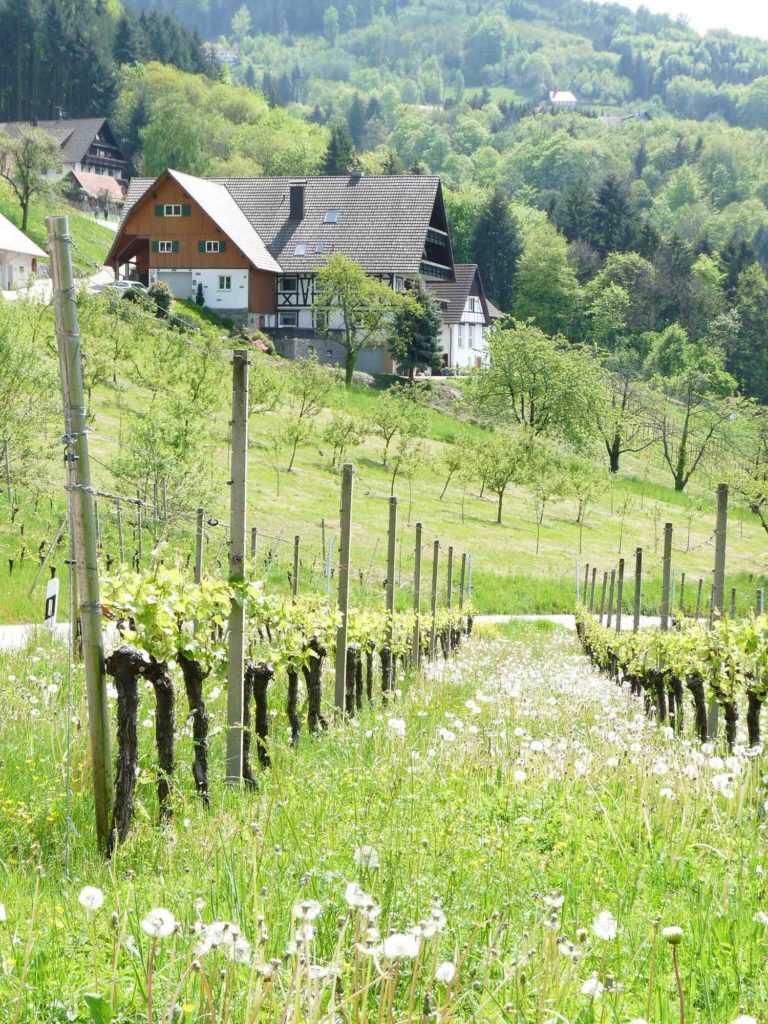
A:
[[44, 577, 60, 628]]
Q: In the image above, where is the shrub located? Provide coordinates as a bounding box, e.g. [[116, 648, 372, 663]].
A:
[[148, 281, 173, 319], [195, 282, 205, 306]]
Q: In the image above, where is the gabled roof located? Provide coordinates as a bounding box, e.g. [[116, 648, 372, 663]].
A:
[[549, 91, 578, 104], [427, 264, 491, 325], [0, 212, 47, 258], [68, 170, 125, 203], [121, 173, 445, 275], [114, 169, 282, 274], [0, 117, 108, 164]]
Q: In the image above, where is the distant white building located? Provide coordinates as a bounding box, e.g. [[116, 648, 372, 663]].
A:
[[0, 212, 46, 290], [549, 90, 578, 108]]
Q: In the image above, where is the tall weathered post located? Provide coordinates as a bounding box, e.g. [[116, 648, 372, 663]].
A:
[[334, 464, 354, 712], [48, 214, 112, 853], [384, 496, 398, 691], [615, 558, 625, 634], [445, 545, 454, 657], [195, 507, 204, 584], [589, 567, 597, 613], [660, 523, 673, 631], [412, 522, 423, 667], [430, 540, 440, 660], [633, 547, 643, 633], [695, 578, 704, 620], [679, 571, 686, 615], [712, 483, 728, 623], [606, 568, 616, 628], [599, 571, 608, 623], [292, 535, 301, 599], [226, 350, 249, 784]]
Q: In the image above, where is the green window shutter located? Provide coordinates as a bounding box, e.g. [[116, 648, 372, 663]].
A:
[[181, 204, 192, 217], [172, 241, 180, 253], [219, 241, 226, 253], [198, 240, 206, 253], [151, 240, 159, 253], [154, 204, 164, 217]]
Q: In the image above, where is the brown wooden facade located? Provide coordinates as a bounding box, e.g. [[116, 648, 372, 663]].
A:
[[109, 176, 276, 315]]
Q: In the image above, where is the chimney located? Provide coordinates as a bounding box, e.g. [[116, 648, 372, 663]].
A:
[[289, 181, 305, 220]]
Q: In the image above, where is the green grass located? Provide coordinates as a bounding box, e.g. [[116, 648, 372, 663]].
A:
[[0, 186, 114, 277], [2, 627, 767, 1022]]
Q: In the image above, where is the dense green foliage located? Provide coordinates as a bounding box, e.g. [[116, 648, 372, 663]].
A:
[[0, 0, 213, 121]]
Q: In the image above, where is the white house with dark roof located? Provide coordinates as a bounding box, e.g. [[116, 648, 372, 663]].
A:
[[0, 117, 131, 188], [0, 211, 46, 290], [427, 264, 499, 369], [109, 168, 482, 372], [549, 90, 578, 108]]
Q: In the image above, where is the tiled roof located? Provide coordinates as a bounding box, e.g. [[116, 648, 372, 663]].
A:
[[427, 264, 491, 325], [0, 117, 107, 164], [121, 173, 443, 275], [0, 212, 47, 258], [69, 170, 125, 202]]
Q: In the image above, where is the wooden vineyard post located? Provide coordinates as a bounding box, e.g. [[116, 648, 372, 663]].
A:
[[292, 535, 301, 600], [459, 552, 467, 611], [712, 483, 728, 623], [334, 464, 354, 713], [47, 214, 113, 853], [226, 350, 249, 784], [758, 588, 765, 615], [384, 496, 398, 692], [430, 540, 440, 660], [679, 572, 686, 616], [446, 545, 454, 658], [3, 437, 10, 503], [412, 522, 423, 668], [250, 527, 258, 560], [695, 578, 703, 620], [633, 547, 642, 633], [660, 523, 673, 631], [583, 562, 589, 603], [730, 587, 737, 619], [606, 568, 616, 628], [195, 507, 204, 584], [589, 567, 597, 613], [615, 558, 625, 634], [599, 571, 608, 623]]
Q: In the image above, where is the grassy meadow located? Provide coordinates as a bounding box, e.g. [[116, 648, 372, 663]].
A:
[[1, 622, 767, 1022]]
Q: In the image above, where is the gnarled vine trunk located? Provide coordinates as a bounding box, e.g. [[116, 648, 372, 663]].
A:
[[380, 646, 393, 696], [304, 638, 328, 733], [244, 661, 274, 781], [287, 668, 301, 746], [355, 650, 364, 711], [177, 652, 210, 805], [723, 701, 738, 752], [106, 645, 145, 854], [747, 691, 762, 748], [144, 656, 175, 823], [365, 645, 375, 703], [669, 675, 684, 735], [685, 674, 708, 742], [345, 646, 358, 717]]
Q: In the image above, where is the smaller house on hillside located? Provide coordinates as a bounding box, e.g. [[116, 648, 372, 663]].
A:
[[0, 212, 46, 290], [65, 169, 125, 218], [549, 90, 578, 108], [427, 264, 498, 369]]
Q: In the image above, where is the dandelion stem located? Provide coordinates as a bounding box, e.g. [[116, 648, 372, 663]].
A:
[[673, 945, 685, 1024], [146, 938, 157, 1024]]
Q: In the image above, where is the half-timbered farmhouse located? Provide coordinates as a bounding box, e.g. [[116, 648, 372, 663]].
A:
[[109, 168, 498, 371]]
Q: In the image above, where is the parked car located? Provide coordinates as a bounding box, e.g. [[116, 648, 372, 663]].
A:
[[107, 279, 146, 294]]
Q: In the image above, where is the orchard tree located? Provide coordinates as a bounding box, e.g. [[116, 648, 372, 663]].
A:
[[568, 462, 609, 554], [367, 384, 428, 465], [322, 410, 365, 469], [283, 356, 337, 471], [313, 254, 404, 385], [595, 345, 656, 473], [653, 342, 739, 491], [388, 277, 443, 379], [478, 431, 527, 525], [0, 126, 61, 231], [467, 320, 601, 445]]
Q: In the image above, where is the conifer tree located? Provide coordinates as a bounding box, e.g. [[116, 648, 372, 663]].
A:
[[321, 122, 359, 174], [469, 190, 521, 312], [388, 278, 443, 379]]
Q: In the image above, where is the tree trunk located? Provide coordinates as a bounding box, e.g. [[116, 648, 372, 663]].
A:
[[344, 347, 356, 387], [669, 675, 684, 735], [21, 199, 29, 234], [177, 652, 211, 805], [440, 470, 455, 501], [105, 645, 145, 854], [145, 657, 175, 824], [609, 433, 621, 474], [251, 661, 273, 768], [497, 490, 504, 524], [242, 664, 258, 788], [286, 668, 301, 746]]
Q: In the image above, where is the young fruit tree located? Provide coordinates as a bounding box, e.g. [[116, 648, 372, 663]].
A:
[[0, 126, 61, 231], [313, 254, 406, 386], [367, 385, 429, 466]]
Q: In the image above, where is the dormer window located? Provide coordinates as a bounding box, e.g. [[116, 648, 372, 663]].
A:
[[324, 210, 340, 224]]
